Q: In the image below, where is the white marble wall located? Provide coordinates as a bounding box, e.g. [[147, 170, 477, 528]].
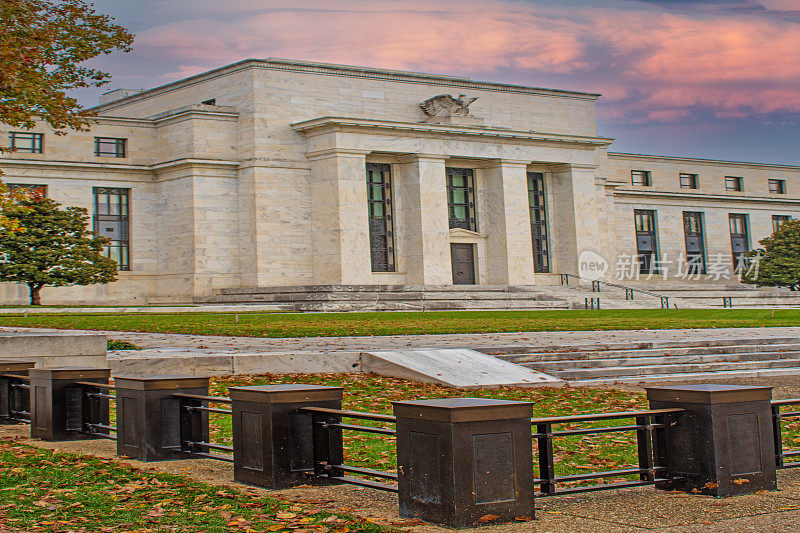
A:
[[3, 59, 800, 304]]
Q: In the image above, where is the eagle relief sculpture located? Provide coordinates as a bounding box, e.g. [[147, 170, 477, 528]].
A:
[[420, 94, 484, 125]]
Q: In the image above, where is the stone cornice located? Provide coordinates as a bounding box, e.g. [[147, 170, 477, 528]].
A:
[[609, 152, 800, 172], [613, 188, 800, 205], [292, 117, 614, 148], [304, 148, 371, 162], [0, 158, 150, 171], [252, 59, 601, 100], [149, 158, 241, 171], [14, 105, 239, 129], [90, 59, 601, 113], [0, 157, 240, 173], [449, 228, 487, 239]]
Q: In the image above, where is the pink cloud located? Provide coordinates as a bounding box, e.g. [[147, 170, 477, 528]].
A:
[[129, 0, 800, 124]]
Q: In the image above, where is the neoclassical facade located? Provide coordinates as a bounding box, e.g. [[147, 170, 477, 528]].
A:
[[1, 59, 799, 304]]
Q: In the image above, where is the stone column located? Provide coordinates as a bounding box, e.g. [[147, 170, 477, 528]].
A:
[[396, 155, 451, 285], [549, 164, 603, 275], [308, 149, 373, 285], [483, 160, 535, 285]]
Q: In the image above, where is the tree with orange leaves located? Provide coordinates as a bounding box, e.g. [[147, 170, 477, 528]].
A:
[[0, 0, 134, 134]]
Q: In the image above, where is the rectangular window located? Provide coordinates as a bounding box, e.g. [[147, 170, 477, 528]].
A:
[[769, 179, 786, 194], [634, 209, 658, 274], [93, 187, 130, 271], [365, 163, 395, 272], [446, 168, 476, 231], [9, 132, 43, 153], [6, 183, 47, 197], [631, 170, 651, 186], [683, 212, 706, 274], [729, 213, 749, 273], [527, 172, 549, 273], [679, 173, 698, 189], [94, 137, 127, 158], [725, 176, 743, 192], [773, 215, 791, 233]]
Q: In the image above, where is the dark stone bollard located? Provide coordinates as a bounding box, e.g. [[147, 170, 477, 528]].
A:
[[0, 360, 35, 424], [115, 375, 210, 461], [393, 398, 535, 528], [647, 384, 777, 497], [228, 384, 343, 489], [29, 367, 111, 441]]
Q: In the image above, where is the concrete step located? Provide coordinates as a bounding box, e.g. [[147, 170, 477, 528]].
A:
[[205, 291, 563, 303], [485, 337, 800, 356], [496, 343, 800, 363], [527, 351, 800, 370], [567, 367, 800, 387], [200, 285, 574, 310], [216, 284, 550, 295], [285, 300, 570, 311], [540, 359, 800, 380]]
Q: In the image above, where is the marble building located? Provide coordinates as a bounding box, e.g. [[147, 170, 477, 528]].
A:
[[1, 58, 798, 305]]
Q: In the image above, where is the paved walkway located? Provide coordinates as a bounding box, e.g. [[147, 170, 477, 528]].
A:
[[3, 424, 799, 533], [5, 326, 800, 358]]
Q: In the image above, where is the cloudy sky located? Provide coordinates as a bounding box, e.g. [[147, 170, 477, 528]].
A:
[[82, 0, 800, 164]]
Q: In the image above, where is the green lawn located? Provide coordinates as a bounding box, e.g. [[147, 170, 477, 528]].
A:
[[0, 441, 389, 533], [1, 309, 799, 337], [206, 374, 652, 486]]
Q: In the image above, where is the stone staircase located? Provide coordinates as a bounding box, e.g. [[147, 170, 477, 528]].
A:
[[538, 279, 800, 309], [482, 337, 800, 387], [199, 281, 800, 311], [647, 285, 800, 308], [196, 284, 572, 311]]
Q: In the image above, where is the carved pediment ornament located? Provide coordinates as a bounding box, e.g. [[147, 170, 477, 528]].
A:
[[420, 94, 478, 117]]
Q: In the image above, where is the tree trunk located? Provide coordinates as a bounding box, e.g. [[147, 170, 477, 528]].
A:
[[28, 284, 42, 306]]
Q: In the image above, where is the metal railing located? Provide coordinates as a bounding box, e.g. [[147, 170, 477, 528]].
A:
[[173, 393, 233, 463], [560, 273, 673, 309], [69, 381, 116, 440], [532, 408, 684, 496], [1, 374, 31, 424], [301, 406, 398, 492], [772, 399, 800, 468]]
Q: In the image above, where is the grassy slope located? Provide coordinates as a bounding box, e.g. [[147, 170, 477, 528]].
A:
[[0, 441, 389, 532], [1, 309, 799, 337]]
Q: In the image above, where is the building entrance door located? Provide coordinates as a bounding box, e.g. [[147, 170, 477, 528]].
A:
[[451, 244, 476, 285]]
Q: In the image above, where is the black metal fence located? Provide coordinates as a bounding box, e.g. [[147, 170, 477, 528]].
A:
[[772, 398, 800, 468], [71, 381, 116, 440], [2, 362, 800, 527], [175, 393, 233, 463], [302, 406, 398, 492], [0, 373, 31, 424], [532, 408, 682, 496]]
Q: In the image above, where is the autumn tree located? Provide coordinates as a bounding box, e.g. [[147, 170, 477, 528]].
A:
[[0, 0, 134, 134], [742, 219, 800, 291], [0, 180, 21, 232], [0, 196, 118, 305]]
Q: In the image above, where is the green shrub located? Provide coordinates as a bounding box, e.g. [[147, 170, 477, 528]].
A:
[[107, 339, 140, 350]]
